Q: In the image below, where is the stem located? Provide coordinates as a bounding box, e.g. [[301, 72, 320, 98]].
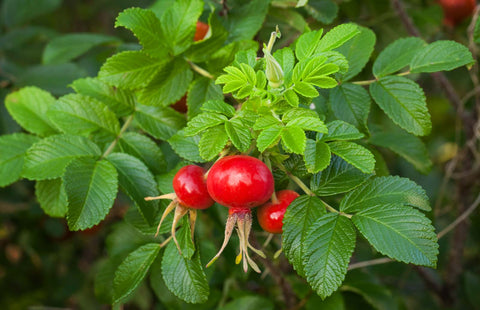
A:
[[352, 78, 377, 86], [348, 257, 393, 270], [264, 156, 278, 203], [186, 59, 215, 79], [101, 114, 134, 159], [265, 29, 278, 53], [437, 191, 480, 239]]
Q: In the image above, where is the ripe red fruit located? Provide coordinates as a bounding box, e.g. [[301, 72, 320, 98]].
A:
[[206, 155, 274, 272], [207, 155, 274, 210], [145, 165, 213, 254], [173, 165, 214, 209], [257, 190, 299, 234], [439, 0, 476, 27], [194, 21, 209, 41]]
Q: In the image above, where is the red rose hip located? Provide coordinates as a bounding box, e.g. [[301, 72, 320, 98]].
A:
[[173, 165, 213, 209], [257, 190, 300, 234], [206, 155, 274, 210], [145, 165, 213, 254], [206, 155, 274, 273]]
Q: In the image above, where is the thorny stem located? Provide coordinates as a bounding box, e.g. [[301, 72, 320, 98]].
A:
[[101, 114, 134, 159], [186, 59, 215, 79]]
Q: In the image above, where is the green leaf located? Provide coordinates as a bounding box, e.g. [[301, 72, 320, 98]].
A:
[[303, 213, 356, 299], [286, 116, 328, 133], [5, 86, 58, 136], [48, 94, 120, 137], [225, 118, 252, 152], [113, 243, 160, 304], [352, 204, 438, 267], [304, 139, 331, 173], [341, 176, 431, 212], [115, 8, 166, 59], [1, 0, 61, 27], [282, 126, 306, 154], [0, 133, 39, 187], [64, 157, 118, 230], [474, 17, 480, 43], [71, 77, 135, 117], [185, 14, 229, 63], [139, 58, 193, 107], [217, 64, 256, 98], [183, 113, 228, 136], [35, 178, 68, 217], [201, 100, 235, 118], [282, 195, 326, 276], [336, 26, 375, 81], [23, 134, 101, 180], [295, 56, 339, 88], [220, 296, 274, 310], [274, 47, 295, 84], [98, 51, 165, 89], [284, 89, 299, 107], [43, 33, 119, 64], [119, 132, 166, 175], [257, 125, 283, 152], [410, 40, 474, 73], [316, 23, 359, 53], [199, 125, 229, 160], [283, 107, 319, 122], [162, 225, 209, 304], [304, 1, 338, 24], [135, 104, 186, 141], [328, 141, 375, 173], [373, 37, 426, 78], [369, 76, 431, 136], [168, 131, 205, 163], [160, 0, 204, 55], [187, 78, 224, 119], [107, 153, 159, 226], [293, 81, 318, 98], [253, 116, 282, 130], [17, 63, 87, 96], [225, 0, 270, 43], [321, 120, 364, 141], [369, 127, 432, 174], [310, 156, 371, 196], [295, 30, 324, 61]]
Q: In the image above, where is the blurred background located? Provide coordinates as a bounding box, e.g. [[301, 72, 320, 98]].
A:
[[1, 0, 479, 309]]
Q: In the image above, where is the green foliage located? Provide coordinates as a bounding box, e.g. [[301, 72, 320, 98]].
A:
[[162, 225, 209, 304], [113, 243, 161, 304], [2, 1, 477, 308], [303, 214, 356, 299], [64, 157, 118, 230], [352, 204, 438, 267]]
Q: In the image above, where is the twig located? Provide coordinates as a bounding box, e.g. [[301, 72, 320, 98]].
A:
[[101, 114, 134, 159], [437, 191, 480, 239], [348, 257, 392, 270]]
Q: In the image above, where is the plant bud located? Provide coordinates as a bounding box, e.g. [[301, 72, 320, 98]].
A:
[[264, 50, 284, 88]]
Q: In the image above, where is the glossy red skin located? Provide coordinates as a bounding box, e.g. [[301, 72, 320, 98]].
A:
[[173, 165, 214, 209], [439, 0, 476, 26], [194, 21, 209, 41], [257, 190, 299, 234], [207, 155, 274, 210]]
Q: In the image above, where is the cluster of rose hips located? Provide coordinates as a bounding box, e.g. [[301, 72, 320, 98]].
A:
[[145, 155, 298, 272]]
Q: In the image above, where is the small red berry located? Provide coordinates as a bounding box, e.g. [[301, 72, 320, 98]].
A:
[[194, 21, 209, 41], [173, 165, 213, 209], [257, 190, 299, 234], [206, 155, 274, 210]]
